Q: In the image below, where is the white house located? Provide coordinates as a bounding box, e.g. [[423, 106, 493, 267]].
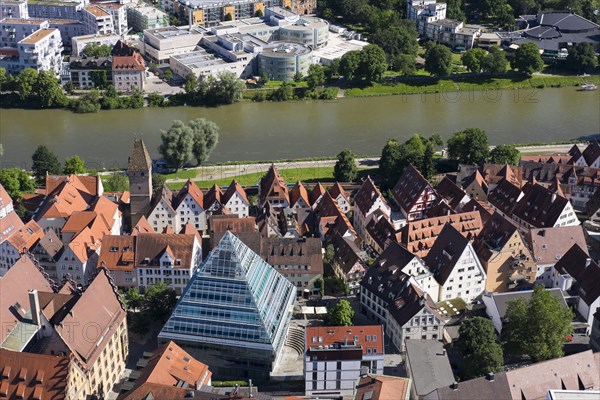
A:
[[173, 179, 208, 232], [572, 141, 600, 168], [135, 233, 202, 294], [424, 223, 486, 303], [56, 227, 101, 285], [549, 244, 600, 334], [328, 182, 351, 214], [304, 325, 384, 398], [289, 181, 311, 212], [0, 220, 43, 276], [360, 264, 445, 352], [353, 176, 391, 239], [221, 180, 249, 218]]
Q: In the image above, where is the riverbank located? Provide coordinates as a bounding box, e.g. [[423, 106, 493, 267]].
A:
[[344, 74, 600, 97]]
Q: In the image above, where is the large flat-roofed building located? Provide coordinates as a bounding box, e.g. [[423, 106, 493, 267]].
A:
[[175, 0, 282, 27], [142, 25, 204, 65], [0, 0, 29, 19], [0, 25, 63, 75], [258, 41, 311, 81], [27, 0, 84, 22], [169, 47, 253, 79], [159, 231, 296, 380], [277, 16, 328, 48]]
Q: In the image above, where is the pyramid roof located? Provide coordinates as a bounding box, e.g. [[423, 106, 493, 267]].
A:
[[159, 232, 295, 353]]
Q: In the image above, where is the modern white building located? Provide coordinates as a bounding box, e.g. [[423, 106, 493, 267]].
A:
[[0, 0, 28, 19], [147, 180, 209, 233], [82, 4, 115, 36], [27, 0, 84, 22], [0, 26, 63, 76], [258, 41, 311, 81], [142, 25, 204, 65], [304, 325, 384, 398]]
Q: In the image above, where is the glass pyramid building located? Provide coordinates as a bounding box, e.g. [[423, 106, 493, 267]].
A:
[[159, 231, 296, 379]]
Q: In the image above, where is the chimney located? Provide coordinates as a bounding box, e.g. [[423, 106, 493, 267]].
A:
[[486, 372, 495, 381], [451, 381, 458, 390], [248, 379, 254, 398], [585, 258, 591, 269], [29, 290, 41, 328], [551, 193, 557, 203]]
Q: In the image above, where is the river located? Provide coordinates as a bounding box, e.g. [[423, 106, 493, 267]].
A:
[[1, 87, 599, 170]]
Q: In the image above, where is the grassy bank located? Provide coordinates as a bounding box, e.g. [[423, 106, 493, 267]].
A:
[[166, 166, 338, 189], [344, 74, 600, 97]]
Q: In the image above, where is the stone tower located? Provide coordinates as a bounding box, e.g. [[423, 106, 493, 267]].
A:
[[127, 139, 152, 228]]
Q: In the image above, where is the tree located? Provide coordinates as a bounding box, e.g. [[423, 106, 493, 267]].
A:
[[425, 44, 453, 76], [446, 0, 466, 20], [456, 317, 504, 379], [63, 80, 75, 94], [259, 71, 270, 86], [16, 68, 39, 100], [184, 73, 198, 94], [270, 82, 294, 101], [421, 141, 436, 179], [90, 70, 108, 88], [224, 12, 233, 21], [32, 145, 61, 184], [370, 22, 419, 60], [0, 168, 35, 200], [105, 173, 129, 192], [163, 70, 173, 82], [82, 43, 111, 57], [141, 283, 177, 320], [327, 299, 355, 326], [504, 285, 574, 362], [358, 44, 388, 82], [496, 3, 516, 29], [566, 43, 599, 73], [447, 128, 489, 165], [189, 118, 220, 165], [306, 64, 325, 90], [124, 287, 143, 310], [339, 50, 361, 82], [210, 71, 244, 104], [159, 120, 194, 170], [512, 42, 544, 74], [482, 46, 508, 74], [152, 174, 167, 198], [323, 244, 335, 268], [334, 149, 358, 182], [0, 67, 6, 91], [33, 71, 68, 108], [72, 89, 101, 113], [255, 9, 263, 17], [63, 155, 86, 175], [489, 144, 520, 165], [293, 71, 304, 82], [391, 54, 416, 75], [462, 48, 487, 73], [379, 139, 403, 185]]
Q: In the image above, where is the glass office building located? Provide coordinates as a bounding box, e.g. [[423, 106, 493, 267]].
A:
[[159, 231, 296, 379]]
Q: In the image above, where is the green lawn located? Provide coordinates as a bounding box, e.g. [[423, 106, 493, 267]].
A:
[[167, 166, 338, 189], [345, 74, 600, 97]]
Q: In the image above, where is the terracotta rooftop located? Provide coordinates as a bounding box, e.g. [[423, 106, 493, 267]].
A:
[[400, 211, 482, 257], [526, 225, 588, 265], [6, 220, 42, 251], [222, 179, 249, 206], [355, 375, 411, 400], [327, 182, 349, 202], [0, 349, 70, 400], [0, 255, 54, 346], [289, 181, 309, 208], [174, 179, 204, 210], [0, 183, 12, 209], [305, 325, 383, 356], [0, 211, 25, 244], [259, 164, 289, 206], [112, 52, 145, 71], [136, 233, 197, 268], [98, 235, 136, 271], [132, 215, 153, 235]]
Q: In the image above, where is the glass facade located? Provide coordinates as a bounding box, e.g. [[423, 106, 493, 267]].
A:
[[159, 231, 296, 378]]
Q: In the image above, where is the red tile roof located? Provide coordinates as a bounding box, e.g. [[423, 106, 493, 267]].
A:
[[6, 220, 43, 252], [354, 176, 388, 216], [0, 349, 69, 400], [289, 181, 309, 208], [305, 325, 383, 356], [259, 164, 289, 206], [355, 375, 411, 400], [112, 52, 145, 72], [222, 179, 248, 206]]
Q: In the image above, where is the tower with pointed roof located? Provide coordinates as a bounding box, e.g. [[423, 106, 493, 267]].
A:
[[127, 139, 153, 228]]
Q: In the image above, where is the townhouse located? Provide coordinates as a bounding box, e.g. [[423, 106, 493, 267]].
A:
[[474, 213, 536, 292], [328, 182, 351, 214], [525, 225, 588, 285], [353, 176, 391, 239], [310, 182, 326, 208], [487, 178, 524, 219], [392, 165, 439, 223], [365, 211, 399, 254], [435, 176, 470, 212], [259, 164, 289, 209], [221, 179, 249, 218], [549, 244, 600, 334], [147, 179, 208, 233], [360, 266, 445, 352], [289, 181, 310, 212], [31, 229, 63, 280], [0, 220, 43, 275], [304, 325, 384, 398], [424, 223, 486, 303], [329, 232, 367, 295], [511, 183, 579, 229]]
